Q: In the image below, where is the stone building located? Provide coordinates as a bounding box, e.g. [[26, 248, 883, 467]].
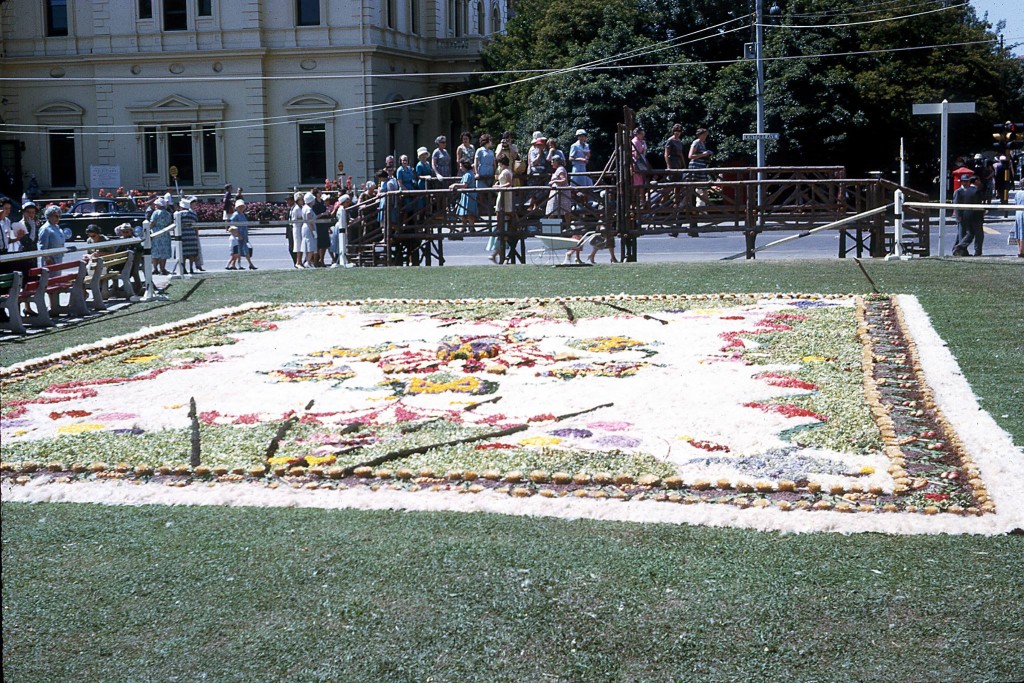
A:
[[0, 0, 506, 200]]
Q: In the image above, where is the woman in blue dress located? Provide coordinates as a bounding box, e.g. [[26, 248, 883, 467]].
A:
[[149, 196, 173, 275], [415, 147, 432, 217], [450, 160, 478, 229], [395, 154, 417, 222]]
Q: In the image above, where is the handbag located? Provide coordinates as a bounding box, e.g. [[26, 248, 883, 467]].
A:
[[512, 159, 528, 176]]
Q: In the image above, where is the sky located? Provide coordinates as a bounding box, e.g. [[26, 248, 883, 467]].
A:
[[971, 0, 1023, 55]]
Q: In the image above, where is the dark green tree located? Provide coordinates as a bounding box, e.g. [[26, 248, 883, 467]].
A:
[[471, 0, 1024, 187]]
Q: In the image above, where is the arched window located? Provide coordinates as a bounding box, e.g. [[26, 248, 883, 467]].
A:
[[386, 0, 396, 29], [477, 1, 485, 35], [491, 2, 502, 34], [455, 0, 467, 37], [409, 0, 420, 34]]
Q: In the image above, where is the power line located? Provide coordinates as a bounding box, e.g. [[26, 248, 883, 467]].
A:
[[0, 36, 996, 139], [0, 17, 751, 135], [761, 1, 965, 28]]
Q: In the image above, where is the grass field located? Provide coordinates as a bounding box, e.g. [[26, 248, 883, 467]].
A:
[[3, 259, 1024, 681]]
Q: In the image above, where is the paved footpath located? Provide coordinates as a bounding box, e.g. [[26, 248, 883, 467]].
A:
[[172, 218, 1020, 273]]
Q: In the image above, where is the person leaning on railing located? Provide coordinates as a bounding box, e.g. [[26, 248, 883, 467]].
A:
[[37, 205, 66, 267]]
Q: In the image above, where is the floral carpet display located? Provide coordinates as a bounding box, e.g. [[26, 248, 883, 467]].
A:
[[2, 294, 1021, 535]]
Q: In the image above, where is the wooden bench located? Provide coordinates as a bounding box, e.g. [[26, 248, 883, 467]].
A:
[[25, 261, 90, 324], [0, 271, 27, 335], [86, 251, 136, 311], [16, 267, 52, 327]]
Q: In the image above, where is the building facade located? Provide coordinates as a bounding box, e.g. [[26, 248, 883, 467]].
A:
[[0, 0, 506, 200]]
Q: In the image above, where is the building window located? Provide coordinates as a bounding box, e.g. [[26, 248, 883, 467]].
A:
[[409, 0, 419, 34], [299, 123, 326, 185], [198, 0, 213, 17], [297, 0, 320, 26], [46, 0, 69, 37], [386, 0, 397, 29], [143, 128, 159, 174], [491, 2, 501, 33], [166, 126, 194, 184], [49, 130, 76, 187], [164, 0, 188, 31], [202, 126, 218, 173], [454, 0, 467, 37], [477, 1, 484, 34], [139, 0, 153, 20]]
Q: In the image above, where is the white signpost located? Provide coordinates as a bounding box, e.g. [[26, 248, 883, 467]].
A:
[[742, 133, 780, 141], [912, 100, 975, 256]]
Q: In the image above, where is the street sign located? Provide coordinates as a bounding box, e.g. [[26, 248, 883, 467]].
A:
[[912, 100, 976, 256], [169, 165, 179, 179], [742, 133, 779, 141], [912, 102, 975, 115], [337, 160, 344, 173]]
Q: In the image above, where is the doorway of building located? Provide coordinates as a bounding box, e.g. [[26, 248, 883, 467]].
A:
[[1, 139, 24, 200]]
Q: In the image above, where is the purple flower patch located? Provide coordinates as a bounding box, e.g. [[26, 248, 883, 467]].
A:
[[790, 301, 836, 309], [94, 412, 139, 421], [1, 419, 33, 429], [596, 435, 641, 448], [587, 421, 632, 432], [550, 428, 593, 439]]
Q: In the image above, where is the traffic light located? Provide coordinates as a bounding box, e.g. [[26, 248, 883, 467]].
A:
[[1007, 122, 1024, 151], [993, 121, 1009, 152], [993, 121, 1024, 152]]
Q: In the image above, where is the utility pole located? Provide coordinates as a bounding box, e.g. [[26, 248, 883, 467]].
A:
[[755, 0, 766, 173]]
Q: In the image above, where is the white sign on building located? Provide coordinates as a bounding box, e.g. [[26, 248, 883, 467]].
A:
[[90, 165, 121, 191]]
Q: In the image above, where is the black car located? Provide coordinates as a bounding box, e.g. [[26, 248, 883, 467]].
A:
[[62, 197, 147, 241]]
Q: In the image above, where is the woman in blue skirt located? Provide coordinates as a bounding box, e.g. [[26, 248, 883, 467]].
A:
[[450, 159, 478, 230]]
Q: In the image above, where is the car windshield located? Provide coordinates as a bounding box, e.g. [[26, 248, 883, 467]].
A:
[[113, 198, 138, 213]]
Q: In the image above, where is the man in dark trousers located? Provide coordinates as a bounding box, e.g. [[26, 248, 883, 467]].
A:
[[952, 175, 985, 256]]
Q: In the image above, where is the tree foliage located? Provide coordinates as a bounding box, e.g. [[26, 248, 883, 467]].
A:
[[470, 0, 1024, 185]]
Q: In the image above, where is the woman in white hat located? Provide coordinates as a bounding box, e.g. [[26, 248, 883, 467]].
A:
[[149, 195, 173, 275], [226, 198, 256, 270], [178, 196, 200, 274], [569, 129, 592, 187], [300, 192, 317, 268], [290, 191, 306, 268], [330, 193, 353, 267]]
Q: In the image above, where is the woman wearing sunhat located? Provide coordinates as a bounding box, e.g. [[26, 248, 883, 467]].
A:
[[149, 196, 173, 275], [178, 196, 201, 274]]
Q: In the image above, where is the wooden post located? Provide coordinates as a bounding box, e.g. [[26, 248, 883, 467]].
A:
[[188, 397, 201, 467]]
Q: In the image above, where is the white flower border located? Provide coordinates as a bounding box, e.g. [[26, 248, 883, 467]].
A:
[[3, 294, 1022, 536]]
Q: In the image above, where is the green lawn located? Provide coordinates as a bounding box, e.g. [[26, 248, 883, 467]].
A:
[[3, 259, 1024, 682]]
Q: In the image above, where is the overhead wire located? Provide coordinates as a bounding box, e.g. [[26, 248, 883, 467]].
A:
[[0, 4, 999, 137], [0, 16, 752, 135], [760, 1, 965, 28], [785, 0, 947, 19]]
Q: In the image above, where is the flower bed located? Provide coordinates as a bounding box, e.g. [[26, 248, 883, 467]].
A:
[[2, 294, 1021, 534]]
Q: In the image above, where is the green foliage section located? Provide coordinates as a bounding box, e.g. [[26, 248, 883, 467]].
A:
[[361, 294, 755, 320], [3, 503, 1023, 681], [0, 423, 278, 468], [472, 0, 1024, 180], [744, 306, 883, 453], [391, 443, 676, 478]]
